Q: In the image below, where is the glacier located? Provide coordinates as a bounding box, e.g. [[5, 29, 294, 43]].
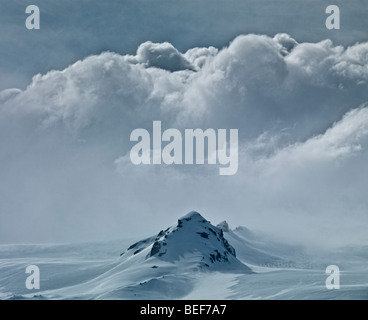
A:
[[0, 211, 367, 300]]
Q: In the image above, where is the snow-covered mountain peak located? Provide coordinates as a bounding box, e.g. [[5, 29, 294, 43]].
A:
[[178, 210, 206, 222], [217, 220, 230, 232], [122, 211, 252, 272]]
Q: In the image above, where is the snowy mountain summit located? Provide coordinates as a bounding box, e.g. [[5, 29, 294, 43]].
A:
[[122, 211, 252, 273]]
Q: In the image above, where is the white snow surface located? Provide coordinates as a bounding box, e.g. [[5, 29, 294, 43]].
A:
[[0, 212, 367, 300]]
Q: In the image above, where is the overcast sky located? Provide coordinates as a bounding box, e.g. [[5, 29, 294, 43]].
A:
[[1, 0, 368, 247]]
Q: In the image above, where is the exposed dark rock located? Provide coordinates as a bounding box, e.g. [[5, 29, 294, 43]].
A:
[[133, 248, 143, 255], [150, 241, 161, 257], [197, 232, 209, 239]]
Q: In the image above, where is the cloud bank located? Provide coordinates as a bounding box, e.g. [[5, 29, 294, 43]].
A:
[[1, 33, 368, 247]]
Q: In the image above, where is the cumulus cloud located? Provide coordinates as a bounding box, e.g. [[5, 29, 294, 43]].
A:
[[1, 33, 368, 247], [184, 46, 218, 69], [273, 33, 298, 56], [0, 88, 21, 104], [127, 41, 195, 72]]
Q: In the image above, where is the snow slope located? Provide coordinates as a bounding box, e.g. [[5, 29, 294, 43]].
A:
[[0, 211, 367, 300], [219, 222, 304, 268]]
